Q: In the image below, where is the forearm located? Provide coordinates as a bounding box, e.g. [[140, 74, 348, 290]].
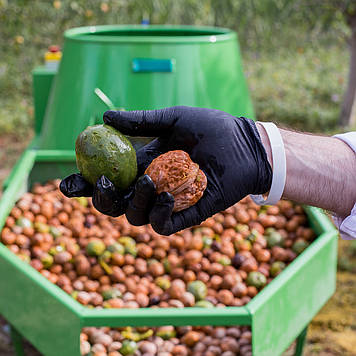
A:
[[257, 124, 356, 217]]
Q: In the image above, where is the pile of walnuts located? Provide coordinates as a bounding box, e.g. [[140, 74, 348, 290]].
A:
[[1, 179, 315, 356], [80, 325, 251, 356]]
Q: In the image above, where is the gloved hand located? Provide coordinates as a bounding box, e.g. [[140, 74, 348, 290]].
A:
[[60, 106, 272, 235]]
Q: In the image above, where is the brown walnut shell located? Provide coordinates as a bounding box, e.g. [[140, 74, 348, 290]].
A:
[[145, 150, 207, 212]]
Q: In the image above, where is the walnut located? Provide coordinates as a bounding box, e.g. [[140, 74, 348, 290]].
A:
[[145, 150, 207, 212]]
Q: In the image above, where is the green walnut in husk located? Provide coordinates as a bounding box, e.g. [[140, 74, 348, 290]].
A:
[[236, 223, 249, 233], [270, 261, 286, 277], [16, 217, 32, 229], [124, 244, 137, 257], [266, 228, 284, 248], [49, 226, 61, 239], [155, 276, 171, 290], [218, 256, 231, 266], [246, 229, 259, 243], [119, 236, 137, 256], [156, 326, 176, 340], [292, 239, 309, 255], [41, 253, 54, 269], [107, 242, 125, 255], [75, 124, 137, 190], [119, 236, 136, 246], [49, 245, 64, 256], [163, 258, 171, 273], [235, 239, 251, 252], [188, 280, 207, 301], [202, 236, 213, 249], [74, 196, 88, 207], [120, 340, 138, 355], [34, 222, 50, 233], [246, 271, 267, 289], [99, 250, 112, 263], [194, 300, 214, 308], [101, 287, 122, 300], [86, 240, 106, 256]]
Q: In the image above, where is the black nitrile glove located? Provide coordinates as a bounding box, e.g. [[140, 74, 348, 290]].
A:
[[60, 106, 272, 235]]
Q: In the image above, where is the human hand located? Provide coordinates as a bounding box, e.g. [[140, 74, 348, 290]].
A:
[[60, 106, 272, 235]]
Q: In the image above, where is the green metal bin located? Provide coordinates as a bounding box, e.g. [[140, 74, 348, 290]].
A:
[[39, 25, 254, 150]]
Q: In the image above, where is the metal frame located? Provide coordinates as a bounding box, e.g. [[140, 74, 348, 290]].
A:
[[0, 149, 338, 356]]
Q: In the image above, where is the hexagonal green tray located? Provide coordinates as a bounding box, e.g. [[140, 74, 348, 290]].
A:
[[0, 149, 338, 356]]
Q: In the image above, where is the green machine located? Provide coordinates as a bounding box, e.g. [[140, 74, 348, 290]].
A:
[[39, 25, 254, 150], [0, 25, 337, 356]]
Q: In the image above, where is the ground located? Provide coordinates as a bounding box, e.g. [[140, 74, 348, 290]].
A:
[[0, 134, 355, 356], [305, 259, 356, 356]]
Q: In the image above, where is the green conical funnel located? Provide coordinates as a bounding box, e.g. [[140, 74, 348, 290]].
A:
[[39, 25, 254, 150]]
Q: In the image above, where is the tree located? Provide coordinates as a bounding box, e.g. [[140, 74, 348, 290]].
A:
[[319, 1, 356, 127], [297, 1, 356, 127], [340, 6, 356, 126]]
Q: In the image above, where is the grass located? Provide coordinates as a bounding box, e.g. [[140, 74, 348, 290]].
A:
[[0, 0, 351, 137], [0, 41, 348, 137], [245, 44, 348, 132]]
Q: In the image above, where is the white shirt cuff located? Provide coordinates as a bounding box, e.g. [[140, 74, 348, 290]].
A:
[[333, 132, 356, 239]]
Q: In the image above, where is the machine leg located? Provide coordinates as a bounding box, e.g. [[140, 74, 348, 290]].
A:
[[294, 325, 308, 356], [10, 325, 25, 356]]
